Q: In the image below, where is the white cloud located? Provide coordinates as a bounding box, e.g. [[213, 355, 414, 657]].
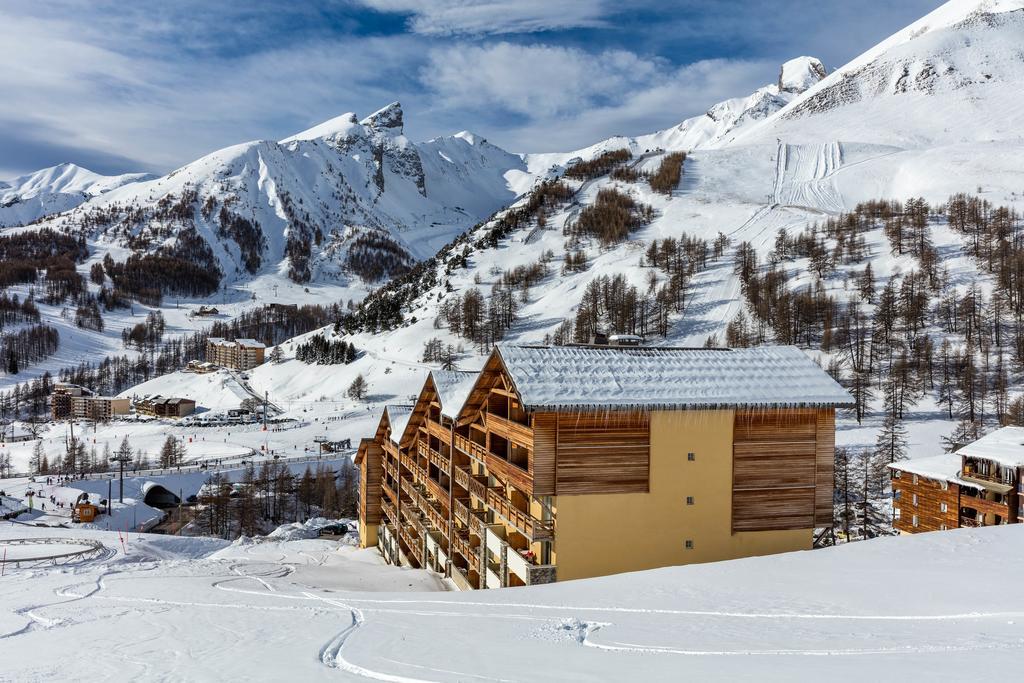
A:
[[357, 0, 612, 35], [422, 41, 774, 151], [423, 43, 663, 117]]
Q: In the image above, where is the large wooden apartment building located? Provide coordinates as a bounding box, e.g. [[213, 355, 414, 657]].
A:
[[206, 338, 266, 371], [890, 426, 1024, 533], [357, 344, 852, 590]]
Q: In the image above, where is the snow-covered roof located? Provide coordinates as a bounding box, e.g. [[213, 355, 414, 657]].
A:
[[887, 454, 982, 490], [430, 370, 478, 419], [955, 426, 1024, 468], [383, 404, 414, 444], [494, 344, 853, 411], [234, 339, 265, 348]]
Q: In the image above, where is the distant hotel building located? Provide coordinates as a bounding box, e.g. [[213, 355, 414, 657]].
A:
[[51, 384, 130, 422], [890, 427, 1024, 532], [206, 338, 266, 370]]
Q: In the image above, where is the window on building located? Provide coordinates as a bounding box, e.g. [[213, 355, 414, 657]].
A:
[[684, 540, 694, 549], [940, 502, 948, 513], [912, 515, 919, 527], [893, 471, 902, 479], [912, 493, 918, 506], [687, 452, 695, 461], [940, 524, 947, 531], [894, 507, 901, 520], [893, 490, 902, 500], [686, 496, 694, 505], [912, 474, 918, 484]]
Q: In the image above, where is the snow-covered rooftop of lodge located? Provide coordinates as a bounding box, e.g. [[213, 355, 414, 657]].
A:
[[430, 370, 479, 419], [888, 454, 983, 490], [495, 344, 853, 410], [955, 426, 1024, 468], [382, 404, 414, 444]]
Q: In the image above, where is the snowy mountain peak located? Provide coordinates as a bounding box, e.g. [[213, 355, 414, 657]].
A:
[[360, 101, 404, 133], [0, 163, 154, 227], [280, 112, 361, 143], [778, 56, 828, 94]]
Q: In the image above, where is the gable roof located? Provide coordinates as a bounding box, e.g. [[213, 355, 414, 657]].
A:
[[374, 404, 414, 446], [431, 370, 479, 419], [489, 344, 853, 411], [955, 426, 1024, 468]]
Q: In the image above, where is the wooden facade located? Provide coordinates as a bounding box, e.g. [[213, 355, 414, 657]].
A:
[[732, 409, 834, 532], [359, 346, 847, 589], [890, 450, 1022, 534]]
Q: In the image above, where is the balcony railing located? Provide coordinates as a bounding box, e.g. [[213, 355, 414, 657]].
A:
[[453, 497, 470, 525], [422, 474, 449, 505], [381, 479, 398, 506], [486, 489, 553, 541], [961, 467, 1014, 486], [451, 529, 476, 561], [381, 498, 397, 525], [453, 434, 488, 464], [400, 451, 416, 472], [468, 509, 487, 537], [485, 413, 533, 448], [418, 438, 451, 474]]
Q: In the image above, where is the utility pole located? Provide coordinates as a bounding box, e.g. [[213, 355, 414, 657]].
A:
[[263, 391, 268, 431]]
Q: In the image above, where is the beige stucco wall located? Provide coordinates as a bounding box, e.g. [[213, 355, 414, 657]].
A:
[[552, 409, 812, 582], [359, 519, 378, 549]]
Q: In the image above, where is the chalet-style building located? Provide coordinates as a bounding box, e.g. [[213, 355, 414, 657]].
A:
[[890, 427, 1024, 533], [357, 345, 852, 590], [135, 396, 197, 419], [206, 338, 266, 370]]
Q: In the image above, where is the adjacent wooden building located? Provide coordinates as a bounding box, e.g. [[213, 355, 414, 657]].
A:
[[890, 427, 1024, 533], [358, 344, 852, 589]]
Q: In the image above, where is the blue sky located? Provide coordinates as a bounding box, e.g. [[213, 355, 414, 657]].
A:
[[0, 0, 941, 178]]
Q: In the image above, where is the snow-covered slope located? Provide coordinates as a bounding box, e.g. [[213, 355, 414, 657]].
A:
[[739, 0, 1024, 147], [1, 522, 1022, 679], [0, 163, 153, 227], [520, 56, 828, 180]]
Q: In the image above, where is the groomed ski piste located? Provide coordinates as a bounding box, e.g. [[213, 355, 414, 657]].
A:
[[1, 522, 1022, 680]]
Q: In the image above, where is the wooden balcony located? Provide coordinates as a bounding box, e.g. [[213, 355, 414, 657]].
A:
[[468, 509, 487, 538], [484, 451, 533, 496], [453, 464, 488, 500], [453, 497, 469, 525], [400, 451, 416, 472], [383, 458, 398, 481], [425, 418, 450, 443], [486, 488, 553, 541], [423, 473, 449, 505], [400, 477, 417, 500], [451, 529, 476, 562], [486, 413, 533, 448], [381, 479, 398, 506], [453, 434, 488, 464], [959, 495, 1010, 517], [381, 498, 397, 525], [417, 438, 451, 474]]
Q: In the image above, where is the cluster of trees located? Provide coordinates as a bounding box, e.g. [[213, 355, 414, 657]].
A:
[[567, 188, 653, 246], [421, 337, 461, 368], [345, 230, 413, 283], [343, 180, 574, 334], [437, 285, 517, 351], [730, 194, 1024, 449], [216, 207, 265, 274], [159, 436, 187, 468], [102, 230, 222, 306], [74, 300, 104, 331], [121, 311, 166, 350], [648, 152, 686, 195], [195, 461, 357, 539], [564, 149, 632, 180], [0, 229, 88, 289], [2, 324, 59, 375], [0, 293, 40, 331], [294, 334, 358, 364], [212, 302, 344, 347]]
